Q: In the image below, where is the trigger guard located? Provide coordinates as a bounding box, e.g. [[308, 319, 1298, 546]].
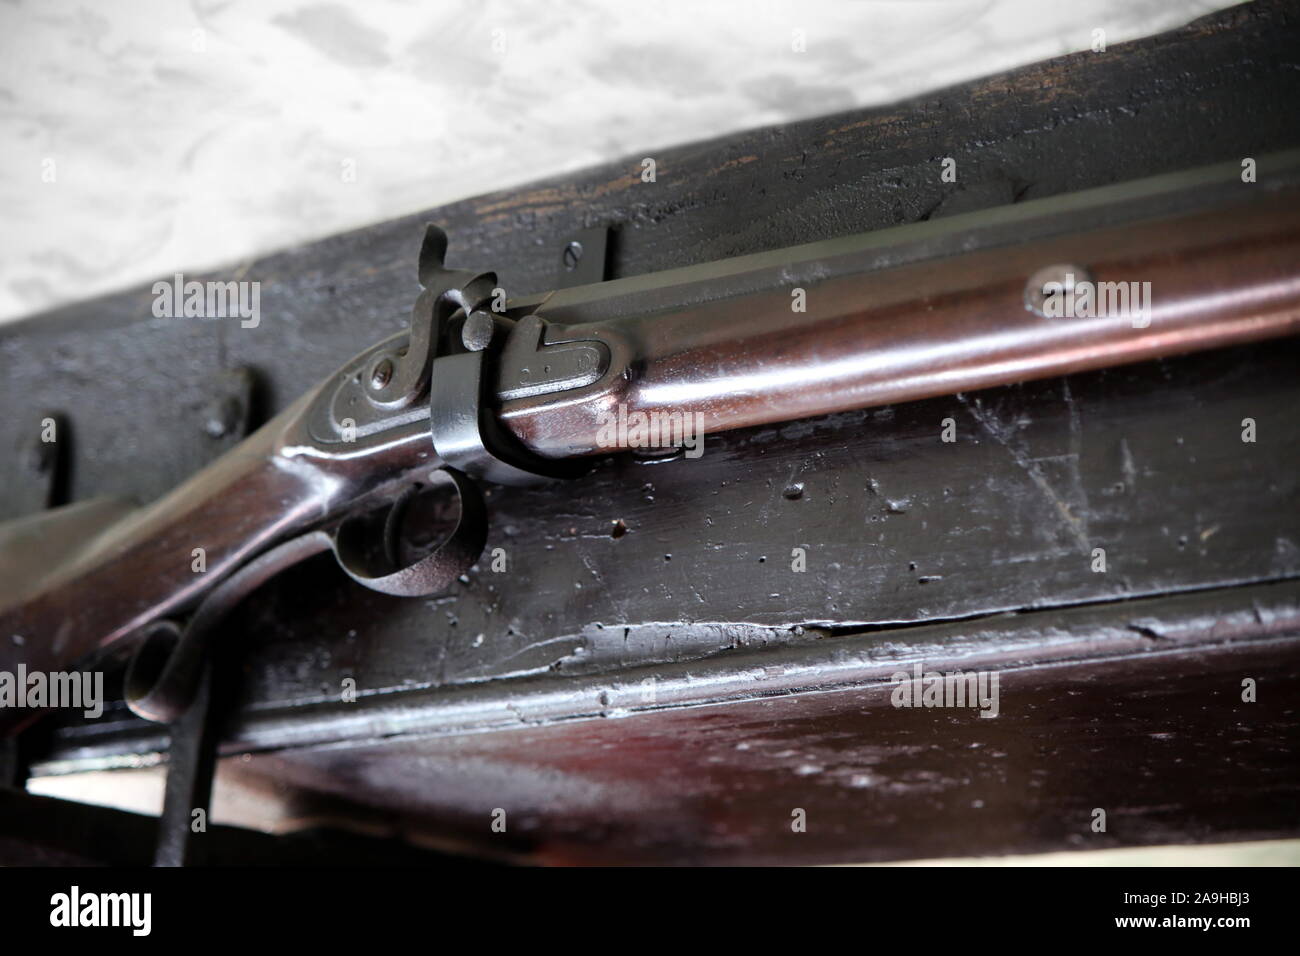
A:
[[332, 467, 488, 597]]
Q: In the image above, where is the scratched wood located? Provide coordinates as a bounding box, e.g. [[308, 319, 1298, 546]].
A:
[[7, 1, 1300, 863], [234, 592, 1300, 865]]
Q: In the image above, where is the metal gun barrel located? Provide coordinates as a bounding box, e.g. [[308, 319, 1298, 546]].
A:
[[501, 160, 1300, 458]]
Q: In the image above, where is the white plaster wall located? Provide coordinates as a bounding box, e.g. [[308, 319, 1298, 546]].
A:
[[0, 0, 1240, 323]]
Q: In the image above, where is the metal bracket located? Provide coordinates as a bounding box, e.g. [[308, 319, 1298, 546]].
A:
[[10, 411, 67, 517], [153, 648, 218, 868], [556, 226, 612, 288], [419, 224, 595, 486]]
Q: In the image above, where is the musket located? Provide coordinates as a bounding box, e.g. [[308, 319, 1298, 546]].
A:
[[3, 152, 1299, 729]]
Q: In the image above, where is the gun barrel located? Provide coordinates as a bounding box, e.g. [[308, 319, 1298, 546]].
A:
[[502, 160, 1300, 458]]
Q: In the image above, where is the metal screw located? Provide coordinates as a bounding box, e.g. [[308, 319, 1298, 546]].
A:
[[1024, 263, 1093, 318], [202, 396, 242, 439], [561, 240, 584, 271], [369, 357, 395, 390], [630, 445, 683, 463], [461, 311, 505, 352]]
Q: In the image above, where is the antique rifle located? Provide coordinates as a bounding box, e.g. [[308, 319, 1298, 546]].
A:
[[2, 153, 1299, 729]]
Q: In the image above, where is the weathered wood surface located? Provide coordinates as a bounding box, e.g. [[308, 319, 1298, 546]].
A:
[[232, 584, 1300, 866], [5, 1, 1299, 862]]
